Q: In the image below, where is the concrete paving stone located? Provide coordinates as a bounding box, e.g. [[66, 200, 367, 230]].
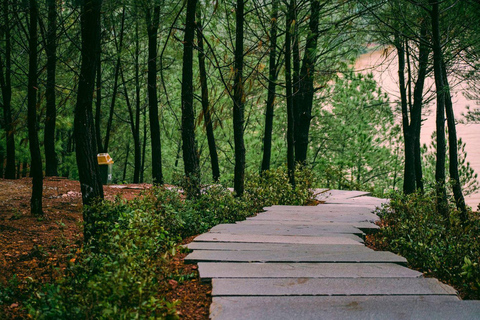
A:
[[236, 220, 380, 230], [325, 196, 389, 206], [316, 190, 372, 201], [265, 204, 374, 212], [210, 296, 479, 320], [185, 242, 374, 252], [198, 262, 422, 280], [247, 212, 379, 223], [193, 233, 364, 245], [209, 224, 365, 235], [185, 250, 406, 264], [211, 277, 456, 296]]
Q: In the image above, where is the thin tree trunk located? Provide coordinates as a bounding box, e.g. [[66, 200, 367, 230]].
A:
[[146, 5, 163, 185], [0, 0, 15, 179], [95, 46, 103, 152], [412, 23, 429, 192], [443, 64, 467, 220], [233, 0, 246, 197], [294, 0, 320, 165], [430, 0, 448, 219], [182, 0, 200, 197], [120, 67, 141, 184], [140, 108, 147, 183], [285, 0, 295, 187], [197, 10, 220, 182], [44, 0, 58, 176], [261, 0, 279, 173], [123, 141, 130, 182], [74, 0, 104, 214], [395, 32, 416, 194], [133, 17, 141, 183], [27, 0, 43, 215], [103, 6, 126, 153]]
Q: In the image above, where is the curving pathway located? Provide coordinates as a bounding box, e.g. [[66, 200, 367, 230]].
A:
[[185, 190, 480, 319]]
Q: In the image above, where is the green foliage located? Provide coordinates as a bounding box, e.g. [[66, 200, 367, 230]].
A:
[[311, 71, 402, 196], [376, 192, 480, 299], [422, 133, 479, 198], [26, 168, 314, 318]]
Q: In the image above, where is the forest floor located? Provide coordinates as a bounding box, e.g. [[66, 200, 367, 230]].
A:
[[0, 177, 211, 319]]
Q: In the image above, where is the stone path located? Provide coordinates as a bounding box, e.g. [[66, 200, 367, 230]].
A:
[[185, 189, 480, 319]]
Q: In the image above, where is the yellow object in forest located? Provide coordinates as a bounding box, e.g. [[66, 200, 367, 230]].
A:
[[97, 153, 114, 165]]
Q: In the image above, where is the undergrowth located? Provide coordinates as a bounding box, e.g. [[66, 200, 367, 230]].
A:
[[374, 191, 480, 299], [23, 168, 314, 319]]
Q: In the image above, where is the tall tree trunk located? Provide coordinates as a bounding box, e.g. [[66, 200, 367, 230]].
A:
[[133, 16, 141, 183], [182, 0, 200, 197], [74, 0, 104, 215], [146, 5, 163, 185], [233, 0, 246, 197], [430, 0, 448, 219], [44, 0, 58, 176], [285, 0, 295, 187], [27, 0, 43, 215], [395, 32, 416, 194], [443, 64, 467, 220], [412, 23, 429, 192], [261, 0, 279, 173], [95, 45, 103, 153], [0, 0, 15, 179], [197, 10, 220, 182], [294, 0, 320, 165], [103, 6, 125, 153], [120, 67, 141, 184], [123, 141, 130, 182]]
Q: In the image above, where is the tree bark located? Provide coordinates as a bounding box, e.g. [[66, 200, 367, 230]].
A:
[[233, 0, 246, 197], [133, 16, 142, 183], [412, 23, 429, 193], [443, 64, 467, 220], [285, 0, 295, 187], [430, 0, 448, 219], [27, 0, 43, 215], [294, 0, 320, 165], [0, 0, 15, 179], [261, 0, 279, 173], [102, 6, 125, 153], [197, 10, 220, 182], [74, 0, 104, 213], [44, 0, 58, 176], [146, 5, 163, 185], [395, 32, 416, 194]]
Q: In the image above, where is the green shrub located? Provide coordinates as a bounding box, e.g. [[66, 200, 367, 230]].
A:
[[376, 192, 480, 299], [27, 168, 315, 318]]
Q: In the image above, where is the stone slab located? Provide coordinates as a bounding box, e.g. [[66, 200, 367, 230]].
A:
[[325, 196, 388, 206], [316, 190, 372, 201], [198, 262, 422, 280], [210, 296, 479, 320], [265, 204, 374, 213], [248, 212, 379, 223], [185, 242, 374, 252], [211, 277, 457, 296], [209, 224, 364, 235], [193, 233, 364, 245], [236, 220, 380, 230], [185, 250, 406, 264]]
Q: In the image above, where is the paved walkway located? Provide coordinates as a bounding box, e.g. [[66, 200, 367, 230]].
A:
[[185, 190, 480, 319]]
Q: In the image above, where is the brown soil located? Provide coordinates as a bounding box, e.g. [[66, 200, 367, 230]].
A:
[[0, 178, 210, 319]]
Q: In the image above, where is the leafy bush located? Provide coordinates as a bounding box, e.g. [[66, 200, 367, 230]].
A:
[[375, 192, 480, 299], [27, 168, 315, 318]]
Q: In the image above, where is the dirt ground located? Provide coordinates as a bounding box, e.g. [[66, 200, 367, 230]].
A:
[[0, 177, 211, 319]]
